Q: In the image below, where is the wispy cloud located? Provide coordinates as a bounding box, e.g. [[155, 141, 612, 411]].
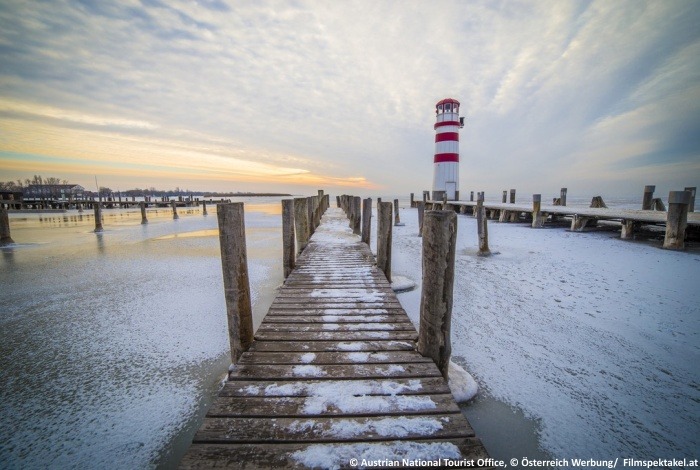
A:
[[0, 0, 698, 195]]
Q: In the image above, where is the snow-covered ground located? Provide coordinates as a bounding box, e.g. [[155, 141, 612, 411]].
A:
[[385, 205, 699, 463]]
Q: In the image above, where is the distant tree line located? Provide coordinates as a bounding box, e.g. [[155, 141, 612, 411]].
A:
[[1, 176, 290, 197]]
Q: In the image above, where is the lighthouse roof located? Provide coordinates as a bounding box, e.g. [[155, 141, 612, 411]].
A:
[[436, 98, 460, 106]]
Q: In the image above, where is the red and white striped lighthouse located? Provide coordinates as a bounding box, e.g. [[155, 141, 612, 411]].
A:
[[432, 98, 463, 201]]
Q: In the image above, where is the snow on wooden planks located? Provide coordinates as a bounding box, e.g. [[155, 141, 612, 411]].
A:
[[180, 207, 490, 469]]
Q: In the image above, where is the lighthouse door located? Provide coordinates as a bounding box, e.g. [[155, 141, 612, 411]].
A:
[[446, 182, 457, 200]]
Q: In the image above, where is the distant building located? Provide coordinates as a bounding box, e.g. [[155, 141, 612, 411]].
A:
[[24, 184, 85, 199]]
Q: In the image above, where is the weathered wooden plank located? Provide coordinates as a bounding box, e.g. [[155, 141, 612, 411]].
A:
[[262, 314, 411, 323], [256, 323, 416, 333], [264, 307, 408, 321], [180, 437, 491, 469], [221, 377, 452, 397], [194, 413, 472, 443], [269, 303, 403, 310], [229, 362, 439, 381], [238, 351, 431, 365], [247, 340, 417, 353], [207, 394, 459, 418], [254, 330, 417, 342]]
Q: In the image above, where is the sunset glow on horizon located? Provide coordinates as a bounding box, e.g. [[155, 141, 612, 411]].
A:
[[1, 1, 698, 196]]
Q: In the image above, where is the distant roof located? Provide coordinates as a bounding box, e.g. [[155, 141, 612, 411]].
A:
[[436, 98, 460, 106]]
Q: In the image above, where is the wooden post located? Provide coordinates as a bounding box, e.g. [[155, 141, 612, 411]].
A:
[[336, 195, 341, 208], [307, 196, 315, 236], [590, 196, 607, 208], [417, 201, 425, 237], [377, 201, 392, 282], [620, 220, 636, 239], [442, 193, 447, 205], [217, 203, 254, 364], [560, 188, 567, 206], [282, 199, 295, 279], [352, 196, 361, 235], [140, 201, 148, 224], [502, 191, 507, 203], [93, 203, 103, 233], [470, 191, 474, 202], [532, 194, 544, 228], [410, 193, 415, 208], [361, 198, 372, 245], [509, 189, 516, 204], [417, 210, 457, 380], [476, 193, 490, 255], [393, 199, 401, 225], [294, 198, 310, 254], [171, 200, 179, 220], [685, 187, 696, 212], [202, 200, 208, 216], [78, 203, 84, 213], [642, 185, 655, 210], [377, 197, 382, 206], [663, 191, 690, 250], [423, 191, 429, 204], [0, 207, 14, 246]]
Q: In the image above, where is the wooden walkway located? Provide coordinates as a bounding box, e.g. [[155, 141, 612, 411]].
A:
[[428, 200, 700, 226], [180, 208, 489, 469]]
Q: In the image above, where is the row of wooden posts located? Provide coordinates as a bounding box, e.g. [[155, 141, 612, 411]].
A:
[[335, 193, 458, 379], [215, 191, 459, 378], [219, 191, 330, 362], [408, 185, 696, 251]]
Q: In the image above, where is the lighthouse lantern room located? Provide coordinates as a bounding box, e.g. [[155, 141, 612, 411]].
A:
[[432, 98, 463, 201]]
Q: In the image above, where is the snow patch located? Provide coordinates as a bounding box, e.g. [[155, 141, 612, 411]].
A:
[[299, 353, 316, 364], [448, 361, 478, 403], [292, 365, 326, 377]]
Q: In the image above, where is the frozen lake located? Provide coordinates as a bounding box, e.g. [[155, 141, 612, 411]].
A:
[[0, 198, 284, 468], [2, 194, 698, 468]]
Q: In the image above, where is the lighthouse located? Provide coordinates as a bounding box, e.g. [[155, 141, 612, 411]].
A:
[[432, 98, 464, 201]]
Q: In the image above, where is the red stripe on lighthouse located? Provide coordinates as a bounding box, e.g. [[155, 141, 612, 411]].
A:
[[435, 132, 459, 143], [434, 121, 461, 129], [434, 153, 459, 163]]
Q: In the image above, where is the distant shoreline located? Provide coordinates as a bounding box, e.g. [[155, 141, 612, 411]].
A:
[[201, 192, 292, 197]]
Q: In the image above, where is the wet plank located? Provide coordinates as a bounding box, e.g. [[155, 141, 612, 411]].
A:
[[247, 340, 417, 353], [238, 350, 432, 365], [228, 362, 440, 381]]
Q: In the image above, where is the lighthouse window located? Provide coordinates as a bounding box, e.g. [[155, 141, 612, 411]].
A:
[[437, 105, 443, 113], [446, 103, 452, 112]]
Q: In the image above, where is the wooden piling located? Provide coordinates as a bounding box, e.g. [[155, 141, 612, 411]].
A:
[[361, 198, 372, 245], [282, 199, 295, 279], [417, 210, 457, 380], [502, 191, 507, 203], [470, 191, 474, 202], [620, 220, 636, 239], [590, 196, 607, 208], [509, 189, 516, 204], [377, 201, 392, 282], [93, 203, 103, 233], [410, 193, 415, 208], [352, 196, 361, 235], [417, 201, 425, 237], [0, 207, 14, 246], [307, 197, 315, 236], [172, 200, 179, 220], [685, 187, 696, 212], [202, 200, 208, 216], [663, 191, 690, 250], [140, 201, 148, 224], [293, 198, 310, 254], [560, 188, 568, 206], [336, 195, 340, 208], [393, 199, 401, 225], [217, 203, 254, 364], [532, 194, 544, 228], [476, 193, 490, 255], [642, 185, 655, 210]]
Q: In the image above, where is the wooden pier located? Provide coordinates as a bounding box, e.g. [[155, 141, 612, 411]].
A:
[[180, 208, 489, 469]]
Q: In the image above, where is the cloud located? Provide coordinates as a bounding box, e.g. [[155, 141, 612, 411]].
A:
[[1, 0, 698, 196]]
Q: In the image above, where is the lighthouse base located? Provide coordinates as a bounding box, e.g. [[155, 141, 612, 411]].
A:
[[432, 190, 459, 202]]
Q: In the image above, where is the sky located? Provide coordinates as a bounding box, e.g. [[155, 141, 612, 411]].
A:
[[1, 0, 699, 198]]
